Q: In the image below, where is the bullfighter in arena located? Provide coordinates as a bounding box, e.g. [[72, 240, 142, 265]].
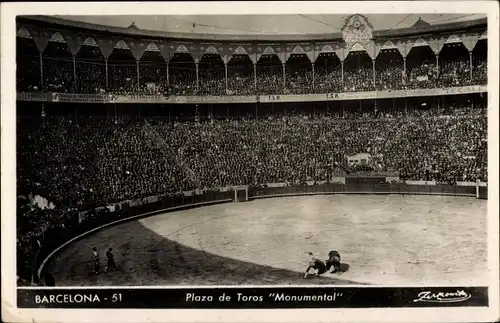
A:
[[304, 252, 327, 278]]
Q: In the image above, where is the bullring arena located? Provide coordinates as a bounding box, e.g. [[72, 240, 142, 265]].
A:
[[47, 194, 487, 286], [15, 14, 490, 289]]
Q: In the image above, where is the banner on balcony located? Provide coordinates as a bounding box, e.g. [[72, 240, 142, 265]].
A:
[[442, 85, 487, 95], [52, 93, 113, 103], [416, 75, 429, 82], [347, 153, 372, 166], [183, 95, 259, 104], [18, 85, 487, 104], [17, 92, 52, 102], [114, 95, 170, 103]]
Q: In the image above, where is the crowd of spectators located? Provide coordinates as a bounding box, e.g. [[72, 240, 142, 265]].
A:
[[17, 45, 487, 96], [314, 65, 343, 93], [198, 67, 226, 96], [75, 46, 107, 94], [17, 103, 487, 284], [473, 60, 487, 85], [76, 61, 107, 94], [168, 66, 197, 96], [42, 56, 74, 93], [16, 198, 71, 286], [285, 68, 313, 95], [107, 64, 137, 94], [440, 58, 472, 87], [256, 67, 285, 95], [18, 105, 487, 207], [406, 60, 439, 89], [227, 73, 255, 95], [44, 44, 74, 92], [16, 54, 41, 92], [342, 65, 376, 92], [17, 55, 488, 96], [137, 64, 168, 95], [227, 62, 255, 95], [375, 61, 405, 91]]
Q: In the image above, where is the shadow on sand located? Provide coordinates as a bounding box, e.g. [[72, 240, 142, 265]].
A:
[[340, 263, 350, 273], [48, 220, 367, 286]]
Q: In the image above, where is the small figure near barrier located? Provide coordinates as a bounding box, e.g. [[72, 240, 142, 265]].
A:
[[91, 247, 100, 275], [104, 248, 117, 273]]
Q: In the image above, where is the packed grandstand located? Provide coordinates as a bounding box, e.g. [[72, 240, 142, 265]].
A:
[[16, 15, 487, 285]]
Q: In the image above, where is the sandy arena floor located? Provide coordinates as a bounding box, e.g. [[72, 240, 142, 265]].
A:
[[49, 195, 488, 286]]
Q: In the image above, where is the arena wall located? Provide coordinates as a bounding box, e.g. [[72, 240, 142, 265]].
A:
[[249, 182, 485, 200], [34, 182, 487, 286]]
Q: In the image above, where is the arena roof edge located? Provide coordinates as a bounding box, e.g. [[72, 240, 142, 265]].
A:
[[18, 15, 487, 42]]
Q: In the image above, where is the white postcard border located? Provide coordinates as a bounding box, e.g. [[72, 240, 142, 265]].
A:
[[1, 1, 499, 322]]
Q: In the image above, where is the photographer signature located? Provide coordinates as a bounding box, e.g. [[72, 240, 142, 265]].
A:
[[413, 290, 472, 303]]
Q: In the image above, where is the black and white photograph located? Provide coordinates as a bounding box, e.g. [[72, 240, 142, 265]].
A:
[[1, 2, 499, 323]]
